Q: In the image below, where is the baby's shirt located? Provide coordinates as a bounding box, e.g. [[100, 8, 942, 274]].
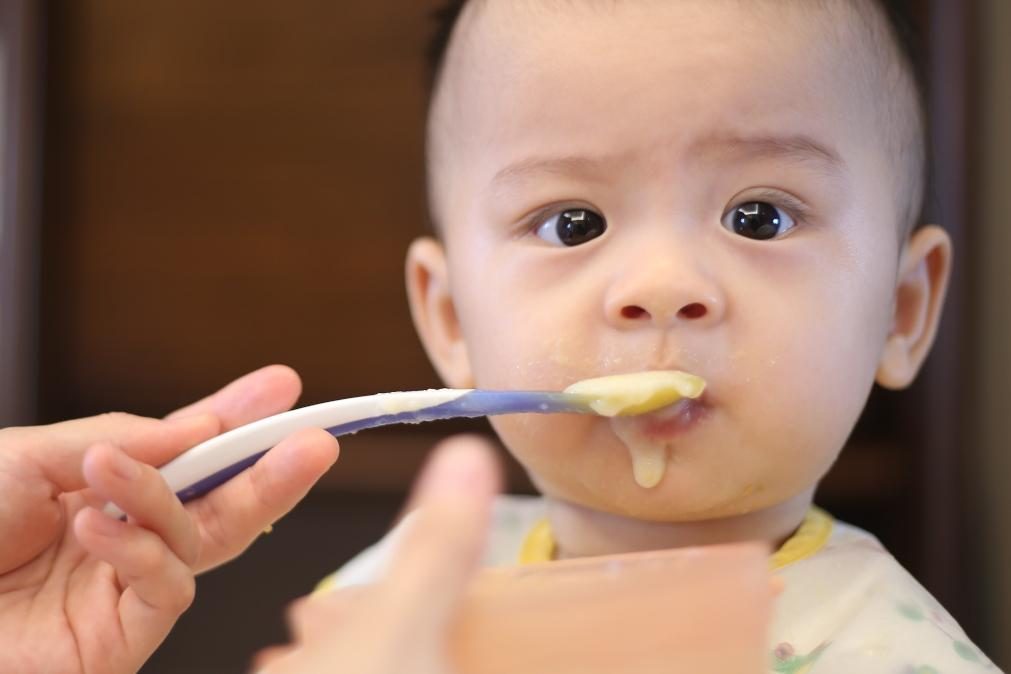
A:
[[321, 496, 1000, 674]]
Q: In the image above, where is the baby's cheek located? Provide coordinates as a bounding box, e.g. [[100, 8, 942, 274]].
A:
[[746, 329, 878, 477], [544, 333, 592, 373], [489, 414, 543, 450], [489, 413, 592, 475], [469, 323, 608, 391]]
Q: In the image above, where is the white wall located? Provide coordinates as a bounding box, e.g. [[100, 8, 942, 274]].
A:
[[976, 0, 1011, 665]]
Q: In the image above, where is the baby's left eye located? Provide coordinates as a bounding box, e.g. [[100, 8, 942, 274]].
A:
[[535, 208, 608, 247], [721, 201, 796, 241]]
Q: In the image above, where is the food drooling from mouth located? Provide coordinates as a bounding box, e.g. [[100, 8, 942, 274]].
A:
[[563, 371, 707, 489], [612, 420, 668, 488]]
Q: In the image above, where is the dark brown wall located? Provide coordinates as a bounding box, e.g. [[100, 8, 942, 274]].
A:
[[41, 1, 439, 415], [0, 0, 41, 427]]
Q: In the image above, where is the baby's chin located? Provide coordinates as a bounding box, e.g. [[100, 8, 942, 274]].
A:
[[530, 473, 765, 523], [492, 399, 824, 523]]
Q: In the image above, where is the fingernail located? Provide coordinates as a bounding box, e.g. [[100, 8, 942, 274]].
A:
[[109, 446, 141, 481]]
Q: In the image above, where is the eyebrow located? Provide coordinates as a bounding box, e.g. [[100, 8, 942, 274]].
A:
[[488, 133, 844, 189], [491, 154, 613, 189], [689, 133, 845, 175]]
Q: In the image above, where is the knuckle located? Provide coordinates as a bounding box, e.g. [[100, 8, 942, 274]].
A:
[[168, 576, 197, 613], [177, 517, 203, 567], [137, 461, 173, 497], [191, 495, 240, 560], [132, 538, 171, 576], [248, 460, 281, 512]]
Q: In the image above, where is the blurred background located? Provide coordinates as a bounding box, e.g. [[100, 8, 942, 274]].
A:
[[1, 1, 1007, 672]]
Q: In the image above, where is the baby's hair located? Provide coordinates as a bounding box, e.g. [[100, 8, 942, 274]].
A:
[[424, 0, 926, 122], [423, 0, 930, 236], [877, 1, 927, 96], [425, 0, 468, 92]]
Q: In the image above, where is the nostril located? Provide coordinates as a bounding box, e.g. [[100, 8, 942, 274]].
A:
[[678, 303, 707, 319], [621, 305, 649, 320]]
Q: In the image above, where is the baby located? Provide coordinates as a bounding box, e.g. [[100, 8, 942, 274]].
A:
[[328, 0, 995, 670]]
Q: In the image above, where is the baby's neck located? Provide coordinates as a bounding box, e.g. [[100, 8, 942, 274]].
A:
[[544, 490, 815, 560]]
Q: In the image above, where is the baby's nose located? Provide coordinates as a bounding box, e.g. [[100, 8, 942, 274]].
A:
[[604, 262, 725, 330], [619, 302, 709, 321]]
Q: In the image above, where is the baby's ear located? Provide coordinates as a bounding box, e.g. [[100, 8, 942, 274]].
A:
[[876, 225, 953, 389], [405, 237, 475, 388]]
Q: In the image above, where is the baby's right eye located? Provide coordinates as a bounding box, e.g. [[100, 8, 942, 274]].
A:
[[535, 209, 608, 247]]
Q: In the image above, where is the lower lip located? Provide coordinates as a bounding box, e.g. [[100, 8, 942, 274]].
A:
[[631, 398, 708, 440]]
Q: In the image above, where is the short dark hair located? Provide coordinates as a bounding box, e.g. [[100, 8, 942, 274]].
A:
[[426, 0, 468, 91], [877, 0, 928, 103]]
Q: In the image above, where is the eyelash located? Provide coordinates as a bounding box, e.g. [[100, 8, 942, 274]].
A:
[[519, 202, 596, 238], [730, 188, 813, 225]]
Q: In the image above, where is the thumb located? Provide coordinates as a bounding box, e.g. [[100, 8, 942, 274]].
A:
[[375, 435, 501, 639]]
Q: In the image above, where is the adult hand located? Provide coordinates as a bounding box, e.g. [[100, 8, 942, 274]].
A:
[[0, 365, 339, 674], [252, 435, 500, 674]]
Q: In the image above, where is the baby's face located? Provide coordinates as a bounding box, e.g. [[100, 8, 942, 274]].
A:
[[424, 0, 908, 520]]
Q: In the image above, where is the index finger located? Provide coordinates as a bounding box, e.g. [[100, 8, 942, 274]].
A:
[[6, 412, 220, 493], [165, 364, 302, 431]]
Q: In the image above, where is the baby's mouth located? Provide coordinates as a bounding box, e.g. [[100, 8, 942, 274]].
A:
[[608, 395, 710, 489], [626, 396, 709, 441]]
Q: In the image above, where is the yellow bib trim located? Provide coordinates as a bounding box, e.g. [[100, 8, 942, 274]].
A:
[[518, 518, 558, 565], [769, 506, 833, 570], [517, 506, 833, 570]]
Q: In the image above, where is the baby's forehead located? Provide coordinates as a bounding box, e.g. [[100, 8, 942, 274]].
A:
[[427, 0, 923, 233]]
